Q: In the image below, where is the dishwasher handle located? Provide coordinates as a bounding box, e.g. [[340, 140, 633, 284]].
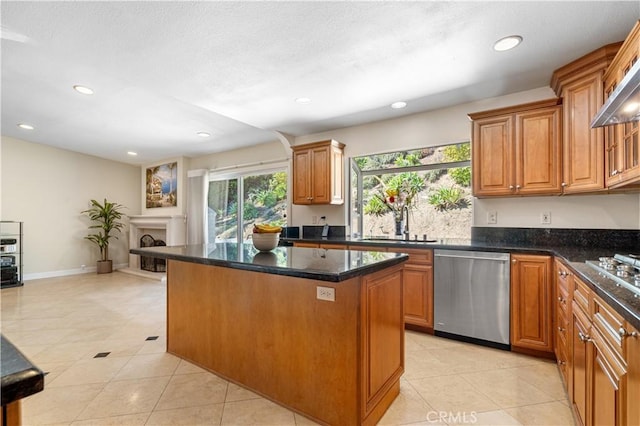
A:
[[434, 253, 509, 262]]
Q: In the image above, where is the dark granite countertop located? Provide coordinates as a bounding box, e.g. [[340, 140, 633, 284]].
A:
[[130, 242, 408, 283], [1, 335, 44, 406], [282, 236, 640, 331]]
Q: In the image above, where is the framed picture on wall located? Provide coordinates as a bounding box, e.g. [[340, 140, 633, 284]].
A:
[[146, 161, 178, 208]]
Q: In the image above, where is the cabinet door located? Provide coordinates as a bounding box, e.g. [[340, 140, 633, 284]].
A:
[[310, 145, 331, 204], [626, 324, 640, 426], [402, 263, 433, 330], [590, 327, 627, 426], [510, 254, 553, 352], [472, 115, 514, 196], [514, 106, 562, 195], [561, 74, 605, 193], [292, 149, 312, 204], [572, 302, 591, 426]]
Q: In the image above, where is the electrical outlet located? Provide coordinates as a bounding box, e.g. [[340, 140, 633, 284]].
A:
[[316, 286, 335, 302], [312, 216, 318, 224], [487, 211, 497, 224], [541, 212, 551, 224]]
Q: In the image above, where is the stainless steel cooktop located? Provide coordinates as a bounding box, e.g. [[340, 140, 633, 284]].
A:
[[586, 253, 640, 297]]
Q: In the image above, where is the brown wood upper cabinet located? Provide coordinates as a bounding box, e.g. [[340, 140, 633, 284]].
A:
[[551, 43, 621, 194], [292, 140, 345, 205], [469, 99, 562, 197], [603, 21, 640, 188], [510, 254, 554, 354]]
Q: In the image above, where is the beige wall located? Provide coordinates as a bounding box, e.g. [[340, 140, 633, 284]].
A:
[[289, 87, 640, 231], [188, 140, 289, 171], [1, 136, 141, 279]]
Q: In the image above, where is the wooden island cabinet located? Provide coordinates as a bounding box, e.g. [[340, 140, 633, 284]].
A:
[[132, 243, 407, 426]]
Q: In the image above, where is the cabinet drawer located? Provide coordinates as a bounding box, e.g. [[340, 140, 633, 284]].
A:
[[592, 294, 625, 359], [556, 282, 570, 317], [348, 245, 387, 252], [556, 305, 570, 349], [573, 276, 590, 315], [555, 259, 573, 292], [386, 248, 433, 265]]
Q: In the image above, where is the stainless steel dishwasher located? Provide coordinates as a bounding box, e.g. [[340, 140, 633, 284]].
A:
[[434, 249, 510, 350]]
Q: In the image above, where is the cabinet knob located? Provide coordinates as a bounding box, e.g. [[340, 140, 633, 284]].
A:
[[509, 185, 515, 190], [558, 326, 565, 332], [557, 296, 565, 303], [512, 259, 517, 264], [578, 331, 592, 343], [515, 185, 521, 190], [557, 360, 566, 366], [561, 182, 567, 187], [618, 327, 639, 338]]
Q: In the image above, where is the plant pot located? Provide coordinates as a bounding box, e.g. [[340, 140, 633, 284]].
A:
[[96, 260, 113, 274]]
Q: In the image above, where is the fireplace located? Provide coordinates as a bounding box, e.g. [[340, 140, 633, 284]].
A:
[[127, 215, 186, 274], [140, 234, 167, 272]]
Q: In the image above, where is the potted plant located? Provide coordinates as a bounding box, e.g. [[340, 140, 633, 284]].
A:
[[81, 198, 126, 274]]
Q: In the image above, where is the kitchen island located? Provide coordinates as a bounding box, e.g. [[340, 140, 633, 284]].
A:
[[130, 243, 408, 426]]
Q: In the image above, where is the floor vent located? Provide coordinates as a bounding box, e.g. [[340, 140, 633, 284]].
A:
[[94, 352, 110, 358], [146, 336, 159, 341]]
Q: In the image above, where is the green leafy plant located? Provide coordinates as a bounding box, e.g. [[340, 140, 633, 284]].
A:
[[81, 199, 126, 261], [428, 187, 468, 211], [443, 143, 471, 186]]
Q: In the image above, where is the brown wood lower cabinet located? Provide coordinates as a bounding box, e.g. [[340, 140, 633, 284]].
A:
[[510, 254, 554, 354], [387, 248, 434, 332], [571, 300, 591, 426], [627, 323, 640, 425]]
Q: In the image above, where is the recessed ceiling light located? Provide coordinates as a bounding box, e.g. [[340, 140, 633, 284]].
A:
[[17, 123, 34, 130], [127, 151, 138, 156], [391, 101, 407, 109], [73, 85, 94, 95], [295, 97, 312, 104], [493, 35, 523, 52], [197, 131, 211, 137]]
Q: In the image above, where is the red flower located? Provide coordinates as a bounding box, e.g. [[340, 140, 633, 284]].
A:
[[388, 196, 395, 203]]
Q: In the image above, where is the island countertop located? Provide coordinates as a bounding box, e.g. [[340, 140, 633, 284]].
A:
[[130, 242, 408, 282], [1, 334, 44, 406]]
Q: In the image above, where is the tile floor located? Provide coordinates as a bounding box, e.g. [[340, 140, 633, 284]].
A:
[[1, 272, 576, 425]]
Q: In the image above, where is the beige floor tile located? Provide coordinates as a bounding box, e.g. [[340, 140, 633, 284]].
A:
[[22, 383, 105, 425], [155, 372, 228, 411], [225, 382, 262, 403], [409, 374, 500, 414], [293, 412, 323, 425], [504, 362, 568, 401], [145, 404, 224, 425], [173, 358, 208, 375], [505, 401, 575, 426], [448, 409, 523, 425], [71, 412, 151, 425], [36, 361, 75, 385], [113, 352, 180, 380], [48, 356, 131, 387], [221, 398, 296, 425], [30, 341, 98, 364], [136, 337, 168, 355], [378, 379, 439, 425], [76, 376, 170, 420], [461, 369, 556, 408]]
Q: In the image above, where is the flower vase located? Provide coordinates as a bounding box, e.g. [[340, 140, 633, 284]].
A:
[[395, 220, 403, 237]]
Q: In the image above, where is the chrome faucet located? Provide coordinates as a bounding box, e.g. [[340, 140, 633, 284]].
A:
[[402, 205, 410, 241]]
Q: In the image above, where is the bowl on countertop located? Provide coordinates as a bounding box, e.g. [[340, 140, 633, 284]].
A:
[[251, 233, 280, 251]]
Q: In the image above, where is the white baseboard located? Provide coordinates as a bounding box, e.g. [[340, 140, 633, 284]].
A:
[[23, 262, 129, 281]]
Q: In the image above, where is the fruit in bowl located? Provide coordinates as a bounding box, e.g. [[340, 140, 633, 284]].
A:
[[251, 224, 282, 251]]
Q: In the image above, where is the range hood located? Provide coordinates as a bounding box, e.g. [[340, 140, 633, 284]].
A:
[[591, 59, 640, 128]]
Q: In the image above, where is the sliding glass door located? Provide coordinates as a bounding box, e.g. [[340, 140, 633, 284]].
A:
[[208, 167, 288, 243]]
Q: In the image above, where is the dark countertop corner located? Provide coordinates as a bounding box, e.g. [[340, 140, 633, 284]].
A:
[[1, 334, 45, 406]]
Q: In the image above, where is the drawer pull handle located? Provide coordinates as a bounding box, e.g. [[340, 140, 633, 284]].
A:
[[557, 326, 565, 332]]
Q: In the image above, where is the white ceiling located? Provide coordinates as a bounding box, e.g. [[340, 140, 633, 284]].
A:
[[2, 1, 639, 165]]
